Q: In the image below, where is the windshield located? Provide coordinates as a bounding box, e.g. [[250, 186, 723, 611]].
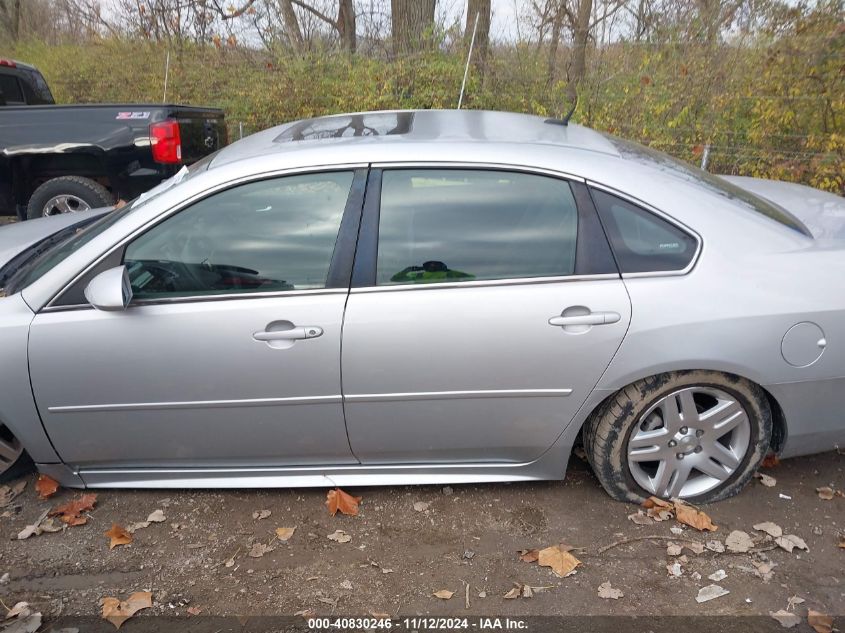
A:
[[4, 154, 219, 294], [604, 134, 812, 237]]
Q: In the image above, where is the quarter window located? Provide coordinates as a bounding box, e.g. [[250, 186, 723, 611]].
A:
[[0, 74, 23, 104], [591, 188, 697, 273], [124, 171, 354, 299], [376, 169, 578, 286]]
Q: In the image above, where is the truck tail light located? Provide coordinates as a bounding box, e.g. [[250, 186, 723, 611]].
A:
[[150, 120, 182, 164], [0, 59, 17, 67]]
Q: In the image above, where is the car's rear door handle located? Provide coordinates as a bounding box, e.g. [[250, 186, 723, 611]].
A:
[[548, 312, 621, 327], [253, 326, 323, 342]]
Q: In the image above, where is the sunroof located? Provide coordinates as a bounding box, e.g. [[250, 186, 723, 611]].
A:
[[274, 112, 414, 143]]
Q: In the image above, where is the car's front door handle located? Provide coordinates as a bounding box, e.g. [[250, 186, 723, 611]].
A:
[[548, 312, 621, 327], [253, 326, 323, 342]]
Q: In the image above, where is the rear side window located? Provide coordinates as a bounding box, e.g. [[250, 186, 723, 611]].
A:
[[376, 169, 578, 285], [591, 188, 697, 273], [0, 74, 23, 104], [21, 68, 53, 104]]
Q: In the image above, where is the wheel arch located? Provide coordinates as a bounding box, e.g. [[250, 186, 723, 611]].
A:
[[580, 367, 787, 456]]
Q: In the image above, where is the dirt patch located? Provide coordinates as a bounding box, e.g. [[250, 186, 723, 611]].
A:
[[1, 452, 843, 624]]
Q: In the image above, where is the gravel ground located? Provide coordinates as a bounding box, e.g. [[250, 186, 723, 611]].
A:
[[0, 451, 843, 630]]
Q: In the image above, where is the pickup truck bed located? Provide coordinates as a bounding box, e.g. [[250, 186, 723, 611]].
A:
[[0, 59, 226, 219]]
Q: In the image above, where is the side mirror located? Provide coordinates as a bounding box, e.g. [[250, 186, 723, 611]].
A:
[[84, 266, 133, 311]]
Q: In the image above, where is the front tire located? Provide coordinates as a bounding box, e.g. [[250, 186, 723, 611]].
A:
[[584, 370, 772, 504], [0, 423, 33, 483], [26, 176, 114, 220]]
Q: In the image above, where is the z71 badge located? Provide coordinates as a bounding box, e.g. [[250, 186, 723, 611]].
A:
[[116, 111, 151, 120]]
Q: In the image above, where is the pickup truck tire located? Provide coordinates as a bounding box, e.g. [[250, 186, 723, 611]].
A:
[[26, 176, 114, 220]]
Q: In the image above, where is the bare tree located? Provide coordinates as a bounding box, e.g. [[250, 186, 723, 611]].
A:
[[0, 0, 21, 41], [465, 0, 491, 67], [391, 0, 436, 57]]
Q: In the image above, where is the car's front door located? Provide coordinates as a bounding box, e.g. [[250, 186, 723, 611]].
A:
[[341, 167, 632, 464], [29, 169, 365, 469]]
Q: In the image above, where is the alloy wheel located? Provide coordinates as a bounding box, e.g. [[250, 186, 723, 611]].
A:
[[626, 386, 752, 498], [42, 194, 91, 216], [0, 424, 23, 476]]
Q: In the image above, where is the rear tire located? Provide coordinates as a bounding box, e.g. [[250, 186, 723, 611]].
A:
[[584, 370, 772, 504], [26, 176, 114, 220]]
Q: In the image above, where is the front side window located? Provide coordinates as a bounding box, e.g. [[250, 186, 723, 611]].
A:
[[124, 171, 353, 299], [376, 169, 578, 286], [591, 188, 697, 273]]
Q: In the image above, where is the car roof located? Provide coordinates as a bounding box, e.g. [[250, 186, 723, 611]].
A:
[[211, 109, 621, 168]]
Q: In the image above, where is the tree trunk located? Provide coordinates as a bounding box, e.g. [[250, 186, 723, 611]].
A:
[[337, 0, 356, 53], [565, 0, 593, 112], [279, 0, 304, 51], [391, 0, 437, 57], [546, 2, 563, 85], [465, 0, 491, 68], [0, 0, 22, 41]]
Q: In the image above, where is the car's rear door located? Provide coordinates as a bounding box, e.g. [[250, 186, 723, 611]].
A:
[[28, 168, 365, 471], [340, 167, 632, 464]]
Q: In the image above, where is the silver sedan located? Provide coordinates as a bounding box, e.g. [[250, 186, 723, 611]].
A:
[[1, 110, 843, 503]]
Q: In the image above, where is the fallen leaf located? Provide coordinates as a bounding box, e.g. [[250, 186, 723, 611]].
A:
[[105, 524, 133, 550], [326, 488, 361, 516], [754, 521, 783, 538], [125, 521, 149, 534], [0, 480, 27, 507], [643, 496, 673, 509], [642, 497, 673, 521], [503, 587, 520, 599], [295, 609, 317, 618], [252, 509, 271, 520], [770, 609, 801, 628], [674, 501, 717, 531], [667, 543, 683, 556], [517, 549, 539, 563], [705, 539, 725, 552], [807, 610, 833, 633], [35, 474, 59, 500], [839, 537, 845, 549], [696, 584, 729, 603], [327, 529, 352, 543], [101, 591, 152, 629], [275, 527, 296, 542], [597, 581, 623, 599], [816, 486, 835, 500], [433, 589, 454, 600], [666, 561, 683, 577], [186, 606, 202, 616], [775, 534, 808, 553], [725, 530, 754, 553], [627, 510, 652, 525], [248, 542, 273, 558], [538, 544, 580, 577], [787, 596, 805, 609], [413, 501, 430, 512], [6, 602, 31, 619], [761, 454, 780, 468], [754, 472, 777, 487], [146, 509, 166, 522], [751, 560, 775, 582], [50, 493, 97, 526], [685, 542, 705, 555]]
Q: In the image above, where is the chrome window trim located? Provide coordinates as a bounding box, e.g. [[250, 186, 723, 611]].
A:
[[350, 273, 620, 294], [40, 287, 350, 313], [42, 163, 368, 312], [370, 161, 586, 183], [586, 180, 703, 278]]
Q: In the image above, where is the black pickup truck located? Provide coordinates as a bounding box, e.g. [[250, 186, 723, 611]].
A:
[[0, 58, 226, 219]]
